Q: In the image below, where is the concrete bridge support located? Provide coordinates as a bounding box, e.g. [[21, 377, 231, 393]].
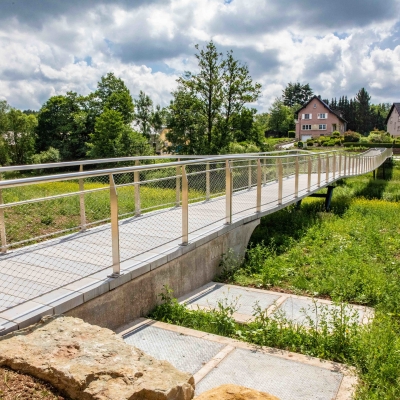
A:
[[66, 219, 260, 331]]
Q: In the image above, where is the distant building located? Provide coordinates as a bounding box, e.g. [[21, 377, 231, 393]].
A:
[[295, 96, 347, 141], [385, 103, 400, 137]]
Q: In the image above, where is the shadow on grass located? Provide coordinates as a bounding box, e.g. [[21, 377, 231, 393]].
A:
[[353, 162, 393, 200]]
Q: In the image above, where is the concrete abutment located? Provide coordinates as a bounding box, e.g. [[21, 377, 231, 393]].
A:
[[66, 219, 260, 330]]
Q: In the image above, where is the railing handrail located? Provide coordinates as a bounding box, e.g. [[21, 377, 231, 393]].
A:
[[0, 148, 386, 190], [0, 149, 311, 173]]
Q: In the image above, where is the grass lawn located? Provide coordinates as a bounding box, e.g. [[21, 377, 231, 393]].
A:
[[151, 161, 400, 399], [2, 173, 207, 246]]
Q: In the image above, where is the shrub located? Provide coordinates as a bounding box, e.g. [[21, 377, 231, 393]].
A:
[[343, 130, 361, 143], [244, 143, 261, 153], [367, 130, 392, 144], [297, 141, 303, 148], [226, 142, 246, 154], [307, 141, 314, 147], [288, 131, 296, 138], [31, 147, 61, 164], [334, 139, 342, 146], [322, 141, 329, 147], [332, 131, 341, 137]]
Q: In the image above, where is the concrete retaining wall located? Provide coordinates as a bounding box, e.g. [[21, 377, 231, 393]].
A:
[[66, 219, 260, 330]]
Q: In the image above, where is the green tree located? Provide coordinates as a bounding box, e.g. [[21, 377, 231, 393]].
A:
[[166, 88, 207, 154], [230, 108, 263, 144], [267, 99, 295, 135], [0, 101, 36, 165], [0, 101, 12, 165], [5, 108, 37, 164], [370, 103, 391, 131], [282, 82, 313, 107], [86, 109, 126, 158], [86, 108, 151, 158], [96, 72, 134, 125], [355, 88, 372, 135], [217, 50, 261, 148], [36, 92, 88, 160], [168, 41, 261, 154], [253, 112, 270, 143], [134, 90, 153, 139]]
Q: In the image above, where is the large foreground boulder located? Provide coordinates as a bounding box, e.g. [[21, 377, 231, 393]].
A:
[[0, 316, 194, 400], [195, 384, 279, 400]]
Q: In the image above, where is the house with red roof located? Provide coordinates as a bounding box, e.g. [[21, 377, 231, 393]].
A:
[[295, 96, 347, 141]]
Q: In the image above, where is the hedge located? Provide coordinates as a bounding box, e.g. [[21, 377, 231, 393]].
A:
[[343, 143, 400, 148]]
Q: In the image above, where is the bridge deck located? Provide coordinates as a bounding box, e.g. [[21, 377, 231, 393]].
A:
[[0, 170, 350, 333]]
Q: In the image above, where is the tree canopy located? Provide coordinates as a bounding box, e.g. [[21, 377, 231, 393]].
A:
[[167, 41, 261, 154], [282, 82, 313, 107]]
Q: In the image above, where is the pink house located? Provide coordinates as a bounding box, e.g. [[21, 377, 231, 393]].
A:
[[295, 96, 347, 141], [385, 103, 400, 137]]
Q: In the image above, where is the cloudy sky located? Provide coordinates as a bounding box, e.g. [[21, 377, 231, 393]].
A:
[[0, 0, 399, 112]]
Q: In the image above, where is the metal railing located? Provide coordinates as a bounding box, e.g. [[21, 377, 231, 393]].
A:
[[0, 148, 391, 309]]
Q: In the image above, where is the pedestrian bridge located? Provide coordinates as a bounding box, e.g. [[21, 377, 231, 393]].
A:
[[0, 148, 392, 334]]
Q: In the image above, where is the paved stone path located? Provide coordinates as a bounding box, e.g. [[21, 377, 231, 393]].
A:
[[119, 318, 356, 399], [119, 283, 371, 399], [180, 282, 373, 327]]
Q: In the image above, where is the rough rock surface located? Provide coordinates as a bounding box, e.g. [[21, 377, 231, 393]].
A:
[[195, 384, 279, 400], [0, 316, 194, 400]]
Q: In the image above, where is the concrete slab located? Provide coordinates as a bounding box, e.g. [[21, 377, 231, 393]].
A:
[[196, 347, 343, 400], [180, 283, 372, 327], [277, 296, 371, 326], [120, 319, 356, 400], [123, 324, 225, 375], [184, 283, 280, 318]]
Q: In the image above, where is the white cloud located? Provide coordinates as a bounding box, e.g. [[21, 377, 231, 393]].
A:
[[0, 0, 399, 111]]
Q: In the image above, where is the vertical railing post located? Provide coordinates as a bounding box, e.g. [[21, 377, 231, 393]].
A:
[[343, 154, 347, 177], [0, 174, 7, 253], [256, 159, 261, 213], [278, 159, 283, 205], [338, 153, 342, 178], [326, 154, 330, 183], [206, 162, 210, 201], [275, 158, 279, 181], [109, 174, 120, 277], [225, 160, 232, 224], [317, 155, 321, 187], [176, 158, 181, 207], [294, 157, 299, 198], [134, 160, 141, 216], [332, 154, 336, 179], [307, 156, 312, 192], [248, 160, 252, 189], [263, 158, 267, 184], [79, 165, 86, 231], [181, 165, 189, 245]]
